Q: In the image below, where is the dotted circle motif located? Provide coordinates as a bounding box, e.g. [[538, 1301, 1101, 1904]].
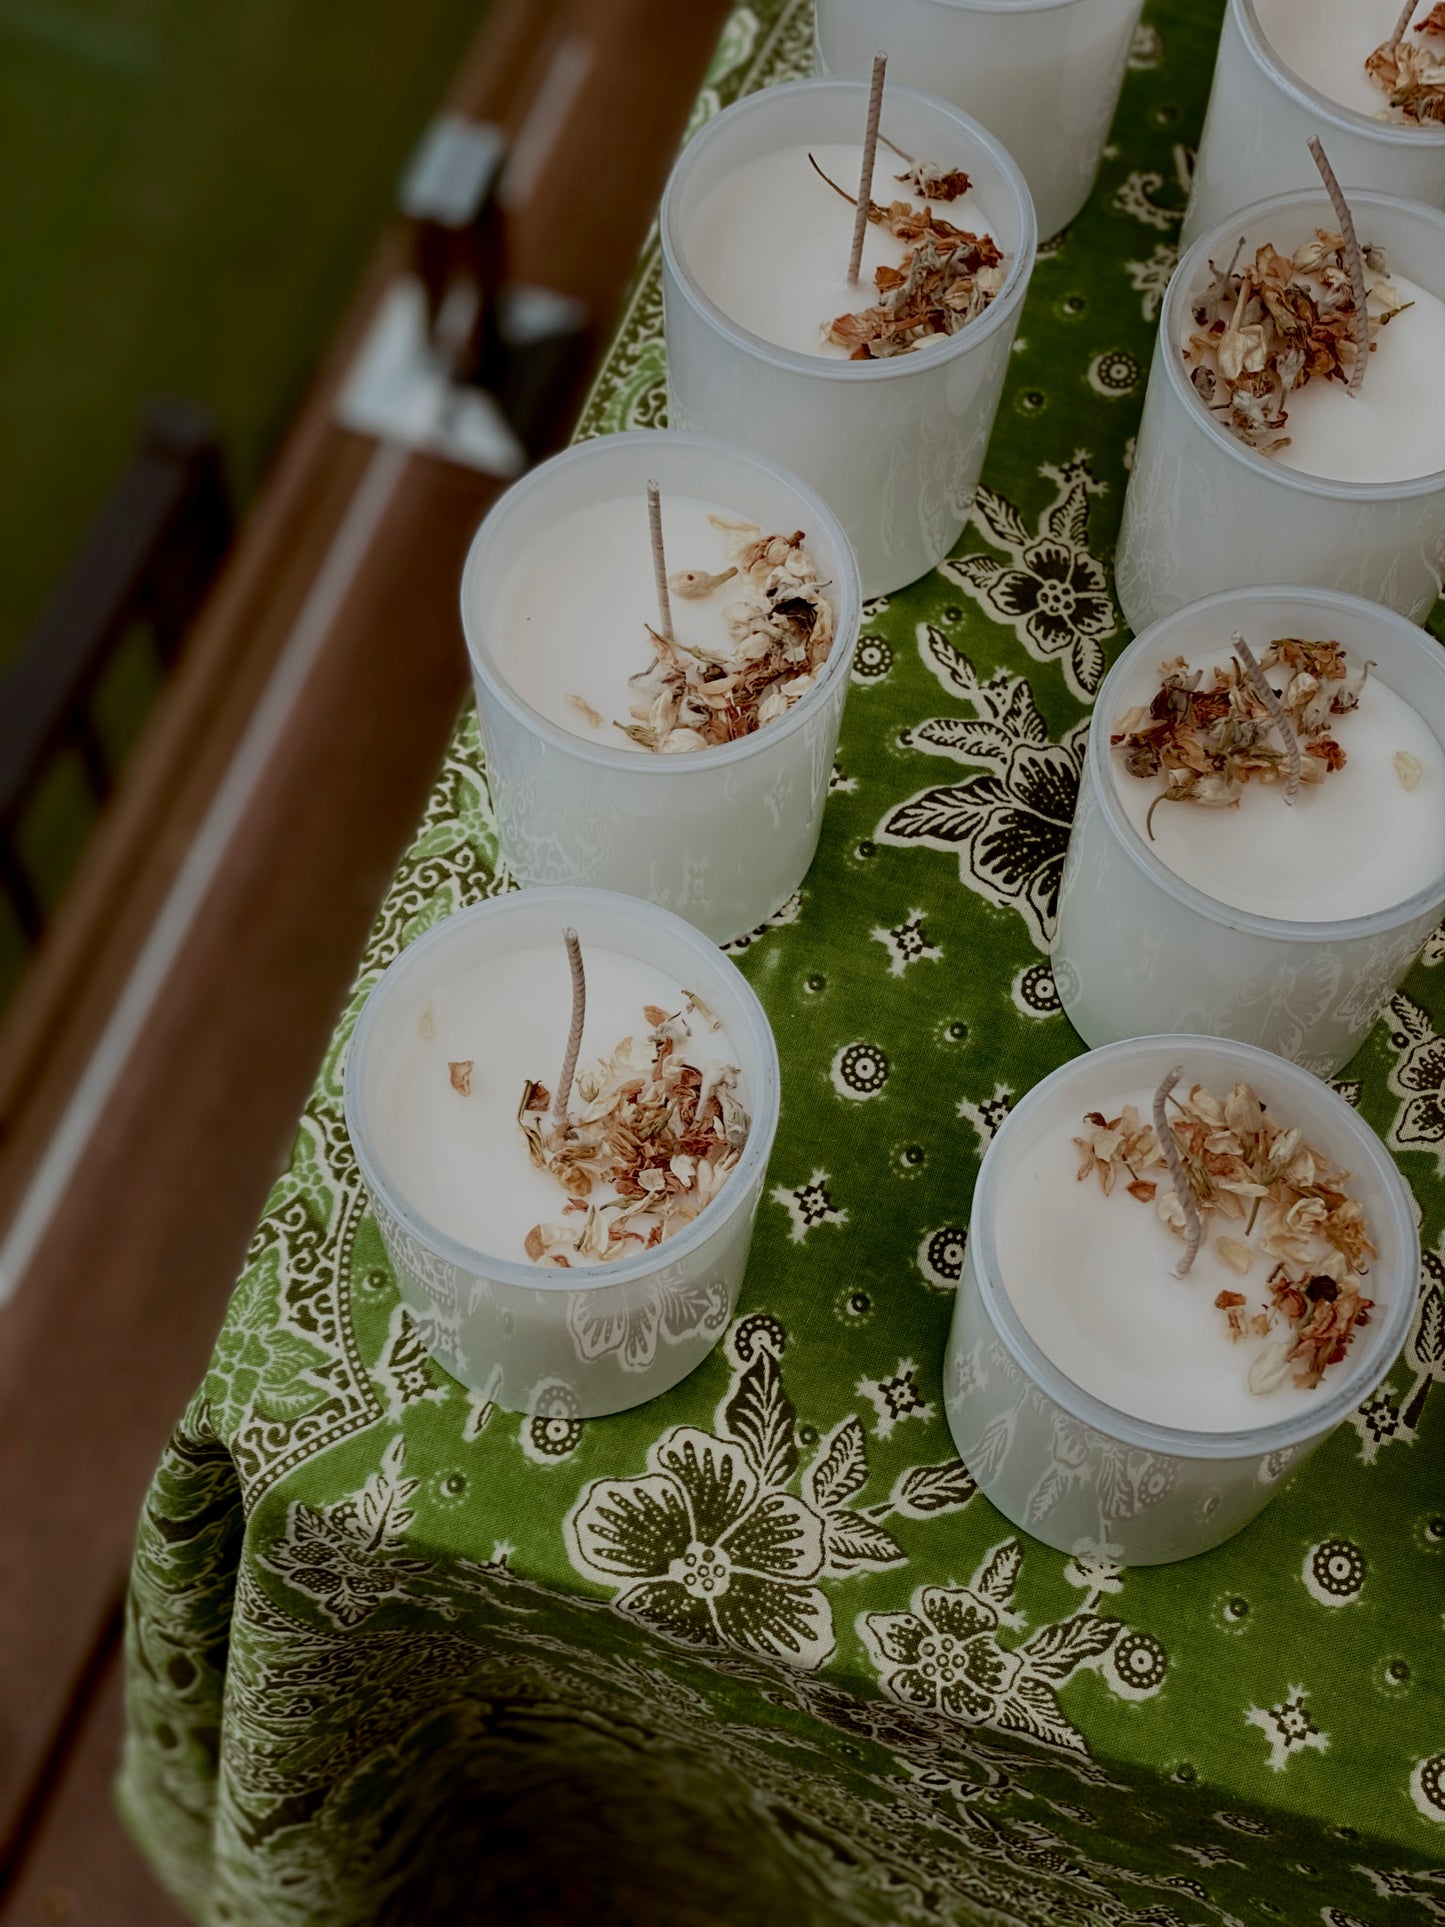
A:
[[1417, 1754, 1445, 1816], [852, 637, 894, 682], [1110, 1630, 1169, 1695], [1305, 1538, 1366, 1605], [1015, 961, 1062, 1016], [1088, 349, 1141, 396], [922, 1227, 968, 1286], [528, 1414, 582, 1459], [833, 1043, 890, 1100]]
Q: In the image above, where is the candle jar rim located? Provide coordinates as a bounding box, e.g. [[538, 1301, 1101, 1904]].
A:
[[1163, 187, 1445, 499], [1087, 584, 1445, 939], [460, 429, 862, 773], [970, 1032, 1420, 1459], [1233, 0, 1445, 150], [659, 76, 1038, 385], [343, 886, 782, 1294]]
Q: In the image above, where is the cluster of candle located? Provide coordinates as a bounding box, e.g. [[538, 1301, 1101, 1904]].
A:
[[340, 11, 1432, 1563]]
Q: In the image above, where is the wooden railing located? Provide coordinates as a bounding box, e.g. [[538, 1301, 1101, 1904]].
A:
[[0, 402, 232, 946]]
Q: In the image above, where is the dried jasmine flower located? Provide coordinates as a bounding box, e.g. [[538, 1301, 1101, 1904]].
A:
[[518, 1001, 749, 1267], [893, 162, 974, 202], [567, 693, 604, 731], [1395, 749, 1424, 789], [448, 1060, 473, 1095], [808, 153, 1006, 359], [1111, 636, 1362, 831], [667, 567, 738, 600], [1182, 226, 1408, 453], [615, 521, 835, 753], [1367, 3, 1445, 124], [1074, 1077, 1376, 1395]]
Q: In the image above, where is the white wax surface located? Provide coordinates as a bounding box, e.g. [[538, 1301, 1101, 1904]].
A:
[[1113, 643, 1445, 919], [490, 492, 748, 750], [685, 142, 1000, 358], [997, 1081, 1337, 1431], [368, 943, 738, 1262], [1272, 273, 1445, 482], [1255, 0, 1417, 120]]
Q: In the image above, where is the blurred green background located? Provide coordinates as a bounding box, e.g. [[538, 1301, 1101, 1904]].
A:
[[0, 0, 488, 997]]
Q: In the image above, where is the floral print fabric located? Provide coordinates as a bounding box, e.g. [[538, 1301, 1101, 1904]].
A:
[[121, 4, 1445, 1924]]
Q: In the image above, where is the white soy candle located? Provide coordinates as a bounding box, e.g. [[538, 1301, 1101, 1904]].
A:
[[491, 490, 754, 750], [944, 1035, 1419, 1564], [685, 142, 1000, 358], [1053, 586, 1445, 1074], [815, 0, 1144, 239], [1111, 646, 1445, 920], [1116, 189, 1445, 632], [1184, 0, 1445, 250], [370, 943, 740, 1260], [1262, 271, 1445, 484], [661, 79, 1036, 596], [1000, 1090, 1342, 1433], [462, 431, 860, 944], [344, 888, 781, 1417], [1256, 0, 1404, 120]]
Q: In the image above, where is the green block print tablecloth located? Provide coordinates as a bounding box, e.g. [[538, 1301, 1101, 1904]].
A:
[[121, 5, 1445, 1922]]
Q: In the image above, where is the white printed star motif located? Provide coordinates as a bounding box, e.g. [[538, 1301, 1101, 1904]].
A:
[[857, 1358, 936, 1440], [958, 1084, 1015, 1153], [1246, 1689, 1329, 1771], [771, 1169, 848, 1243], [872, 909, 941, 977]]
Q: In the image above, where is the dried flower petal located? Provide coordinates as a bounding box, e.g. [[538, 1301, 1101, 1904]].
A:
[[448, 1060, 473, 1096], [1114, 635, 1359, 820], [567, 693, 603, 730], [518, 998, 749, 1265], [1395, 749, 1424, 790], [615, 524, 834, 753], [668, 567, 738, 599], [817, 162, 1005, 360], [1182, 229, 1399, 453], [1077, 1074, 1376, 1396]]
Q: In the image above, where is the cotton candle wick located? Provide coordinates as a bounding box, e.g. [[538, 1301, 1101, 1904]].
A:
[[646, 479, 674, 644], [552, 928, 587, 1126], [1307, 137, 1370, 397], [1390, 0, 1420, 48], [848, 53, 888, 286], [1152, 1066, 1203, 1278], [1233, 632, 1302, 803]]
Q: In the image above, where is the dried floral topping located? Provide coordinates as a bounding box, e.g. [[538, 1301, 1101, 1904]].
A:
[[1111, 637, 1369, 827], [894, 162, 973, 202], [1182, 229, 1410, 452], [1075, 1078, 1377, 1395], [567, 693, 603, 730], [448, 1060, 473, 1096], [1367, 5, 1445, 124], [1396, 749, 1424, 789], [518, 1002, 749, 1266], [809, 154, 1005, 359], [668, 567, 737, 600], [616, 520, 835, 752]]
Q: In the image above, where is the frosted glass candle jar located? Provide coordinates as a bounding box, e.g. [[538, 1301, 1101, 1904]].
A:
[[344, 887, 781, 1417], [1052, 586, 1445, 1075], [660, 79, 1036, 598], [461, 431, 860, 945], [814, 0, 1144, 240], [1115, 190, 1445, 634], [1183, 0, 1445, 251], [944, 1035, 1419, 1564]]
